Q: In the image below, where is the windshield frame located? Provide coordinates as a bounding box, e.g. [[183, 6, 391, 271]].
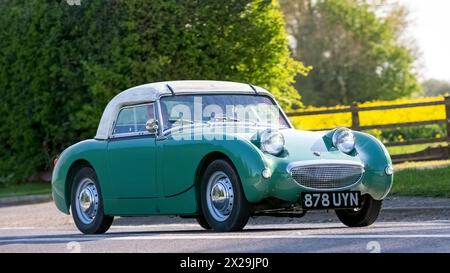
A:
[[157, 93, 293, 135]]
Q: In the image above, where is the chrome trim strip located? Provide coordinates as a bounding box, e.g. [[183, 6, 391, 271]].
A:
[[158, 90, 261, 97], [156, 99, 165, 138], [286, 159, 365, 173], [109, 131, 152, 139], [249, 84, 258, 94], [166, 84, 175, 95]]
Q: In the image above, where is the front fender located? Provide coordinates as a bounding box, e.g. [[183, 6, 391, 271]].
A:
[[212, 138, 269, 203], [51, 139, 108, 214], [354, 132, 393, 199]]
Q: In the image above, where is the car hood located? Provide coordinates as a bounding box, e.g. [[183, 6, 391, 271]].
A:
[[171, 125, 361, 164], [276, 129, 360, 163], [199, 125, 360, 163]]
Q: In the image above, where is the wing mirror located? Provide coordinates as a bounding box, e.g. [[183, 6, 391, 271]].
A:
[[146, 119, 159, 134]]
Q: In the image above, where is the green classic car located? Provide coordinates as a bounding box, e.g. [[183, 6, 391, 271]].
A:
[[52, 80, 393, 234]]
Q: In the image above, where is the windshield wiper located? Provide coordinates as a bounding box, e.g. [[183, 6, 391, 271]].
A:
[[168, 118, 194, 124], [168, 118, 211, 126], [209, 115, 260, 126], [210, 115, 240, 122]]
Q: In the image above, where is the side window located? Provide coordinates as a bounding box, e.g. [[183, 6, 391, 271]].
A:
[[113, 104, 155, 136]]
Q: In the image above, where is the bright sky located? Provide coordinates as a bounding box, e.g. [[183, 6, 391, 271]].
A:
[[400, 0, 450, 81]]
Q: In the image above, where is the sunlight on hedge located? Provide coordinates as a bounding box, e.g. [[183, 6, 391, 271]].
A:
[[290, 96, 446, 130]]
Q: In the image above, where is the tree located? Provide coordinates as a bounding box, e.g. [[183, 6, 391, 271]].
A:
[[280, 0, 420, 106], [0, 0, 308, 184], [421, 79, 450, 97]]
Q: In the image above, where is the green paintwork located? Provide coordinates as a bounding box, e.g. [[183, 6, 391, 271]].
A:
[[52, 123, 393, 217], [107, 136, 158, 198]]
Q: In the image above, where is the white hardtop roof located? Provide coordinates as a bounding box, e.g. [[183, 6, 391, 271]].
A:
[[95, 80, 272, 139]]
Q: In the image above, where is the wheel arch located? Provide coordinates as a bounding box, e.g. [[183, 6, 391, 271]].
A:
[[65, 159, 95, 212], [194, 152, 237, 210], [193, 142, 269, 206], [52, 139, 108, 215]]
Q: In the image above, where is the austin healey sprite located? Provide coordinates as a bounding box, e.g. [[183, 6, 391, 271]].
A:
[[52, 80, 393, 234]]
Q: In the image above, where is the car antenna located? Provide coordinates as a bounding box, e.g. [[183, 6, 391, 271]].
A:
[[249, 84, 258, 94], [166, 84, 175, 96]]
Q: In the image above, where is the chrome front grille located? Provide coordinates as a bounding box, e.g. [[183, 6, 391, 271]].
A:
[[289, 163, 364, 190]]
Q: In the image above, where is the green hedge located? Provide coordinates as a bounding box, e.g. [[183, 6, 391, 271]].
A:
[[0, 0, 308, 185], [368, 125, 446, 143]]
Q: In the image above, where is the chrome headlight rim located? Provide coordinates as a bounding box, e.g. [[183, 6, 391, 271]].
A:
[[260, 129, 285, 155], [332, 127, 355, 154]]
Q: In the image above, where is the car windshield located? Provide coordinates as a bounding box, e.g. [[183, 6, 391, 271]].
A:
[[159, 94, 290, 131]]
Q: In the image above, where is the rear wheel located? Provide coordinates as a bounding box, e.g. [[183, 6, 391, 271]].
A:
[[335, 195, 382, 227], [71, 167, 113, 234], [200, 160, 250, 232]]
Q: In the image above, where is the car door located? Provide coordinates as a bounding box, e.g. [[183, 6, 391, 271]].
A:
[[107, 103, 158, 198]]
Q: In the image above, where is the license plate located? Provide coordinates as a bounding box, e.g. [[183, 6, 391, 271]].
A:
[[301, 191, 361, 209]]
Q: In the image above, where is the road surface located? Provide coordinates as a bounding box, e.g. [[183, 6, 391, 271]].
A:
[[1, 201, 450, 253]]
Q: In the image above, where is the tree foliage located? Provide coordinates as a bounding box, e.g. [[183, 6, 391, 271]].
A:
[[280, 0, 420, 106], [421, 79, 450, 97], [0, 0, 308, 184]]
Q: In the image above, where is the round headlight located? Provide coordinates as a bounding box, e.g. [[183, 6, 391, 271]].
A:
[[332, 127, 355, 154], [260, 129, 285, 155]]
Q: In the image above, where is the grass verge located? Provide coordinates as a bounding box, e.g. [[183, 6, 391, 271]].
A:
[[392, 165, 450, 197], [0, 182, 51, 198], [387, 142, 448, 156]]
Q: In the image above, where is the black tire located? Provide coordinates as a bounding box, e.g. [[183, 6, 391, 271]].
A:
[[200, 159, 250, 232], [70, 167, 114, 234], [335, 194, 382, 227], [196, 214, 212, 230]]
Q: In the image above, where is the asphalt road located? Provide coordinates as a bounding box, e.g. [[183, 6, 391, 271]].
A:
[[1, 201, 450, 253]]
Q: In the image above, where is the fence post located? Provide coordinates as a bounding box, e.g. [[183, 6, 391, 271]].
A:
[[445, 96, 450, 159], [351, 102, 360, 130]]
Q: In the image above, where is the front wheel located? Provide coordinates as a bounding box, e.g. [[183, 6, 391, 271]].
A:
[[200, 160, 250, 232], [196, 214, 212, 230], [335, 194, 382, 227], [71, 167, 114, 234]]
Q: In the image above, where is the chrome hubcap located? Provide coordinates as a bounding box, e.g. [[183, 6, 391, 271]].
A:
[[206, 171, 234, 222], [75, 178, 99, 225]]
